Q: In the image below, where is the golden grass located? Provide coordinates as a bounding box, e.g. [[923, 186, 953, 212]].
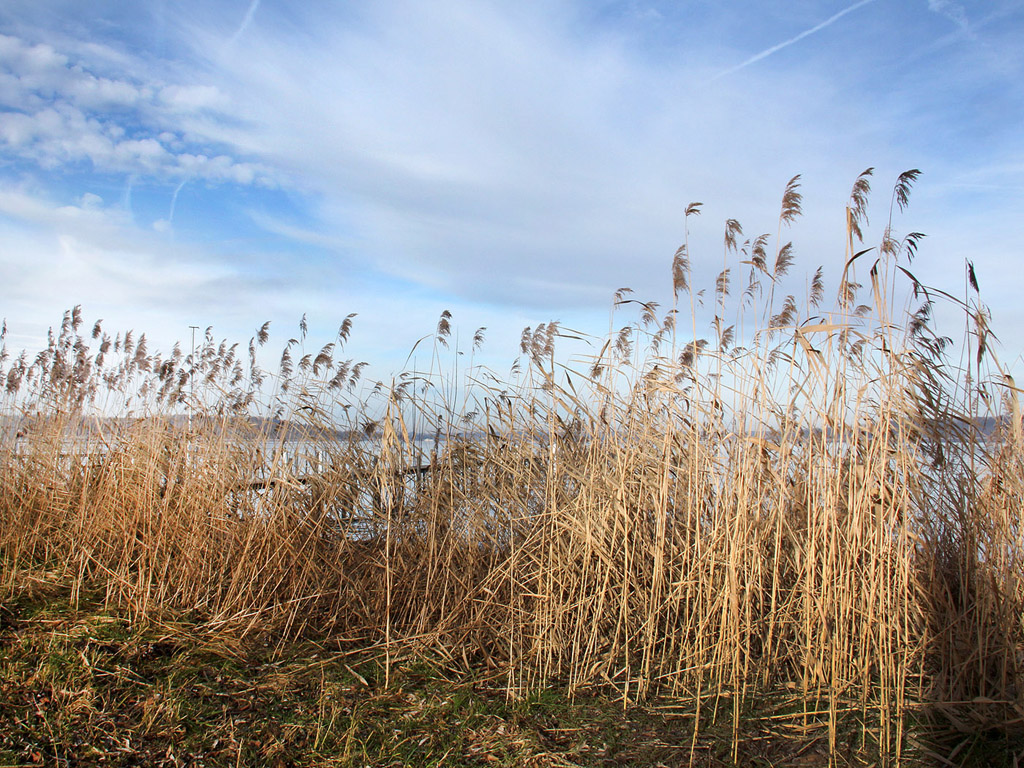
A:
[[2, 169, 1022, 762]]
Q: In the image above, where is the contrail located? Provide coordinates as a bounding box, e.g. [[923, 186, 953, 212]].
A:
[[227, 0, 261, 47], [928, 0, 974, 37], [122, 176, 135, 216], [168, 178, 187, 224], [712, 0, 877, 80]]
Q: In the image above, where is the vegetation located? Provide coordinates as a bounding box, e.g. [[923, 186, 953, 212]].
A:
[[2, 170, 1022, 765]]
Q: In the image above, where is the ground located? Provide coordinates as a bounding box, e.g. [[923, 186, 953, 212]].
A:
[[0, 581, 1016, 767]]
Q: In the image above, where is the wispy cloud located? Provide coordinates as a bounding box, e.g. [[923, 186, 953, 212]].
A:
[[712, 0, 878, 80]]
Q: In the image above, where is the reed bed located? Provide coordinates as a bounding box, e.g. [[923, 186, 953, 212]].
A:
[[2, 170, 1022, 761]]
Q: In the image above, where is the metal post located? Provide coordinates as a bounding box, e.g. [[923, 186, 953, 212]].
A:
[[189, 325, 199, 462]]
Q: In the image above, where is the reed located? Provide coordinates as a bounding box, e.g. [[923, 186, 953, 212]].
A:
[[2, 170, 1021, 762]]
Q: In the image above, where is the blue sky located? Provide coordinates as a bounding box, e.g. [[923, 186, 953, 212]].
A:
[[1, 0, 1022, 378]]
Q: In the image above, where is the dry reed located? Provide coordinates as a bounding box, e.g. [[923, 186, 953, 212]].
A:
[[2, 170, 1022, 761]]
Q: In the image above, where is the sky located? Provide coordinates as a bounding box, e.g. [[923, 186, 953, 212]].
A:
[[1, 0, 1023, 382]]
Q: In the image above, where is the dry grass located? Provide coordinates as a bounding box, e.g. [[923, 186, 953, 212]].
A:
[[2, 170, 1023, 765]]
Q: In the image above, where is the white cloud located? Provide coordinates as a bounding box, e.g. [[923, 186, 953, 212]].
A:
[[0, 186, 503, 373], [159, 83, 226, 112], [0, 188, 237, 340], [0, 31, 270, 184], [0, 33, 149, 110]]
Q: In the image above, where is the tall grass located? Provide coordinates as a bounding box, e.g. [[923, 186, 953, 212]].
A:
[[2, 170, 1022, 759]]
